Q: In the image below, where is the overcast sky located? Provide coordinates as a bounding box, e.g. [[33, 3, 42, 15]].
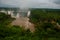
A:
[[0, 0, 60, 9]]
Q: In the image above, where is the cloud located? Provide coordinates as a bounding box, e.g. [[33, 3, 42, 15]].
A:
[[0, 0, 60, 9], [49, 0, 60, 5], [54, 0, 60, 4]]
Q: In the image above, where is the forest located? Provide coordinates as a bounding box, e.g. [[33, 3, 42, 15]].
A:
[[0, 9, 60, 40]]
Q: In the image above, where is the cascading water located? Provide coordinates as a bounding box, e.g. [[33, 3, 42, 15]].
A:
[[11, 9, 35, 32], [27, 10, 31, 17], [16, 13, 20, 18]]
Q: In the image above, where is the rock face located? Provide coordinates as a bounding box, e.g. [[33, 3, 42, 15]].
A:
[[11, 17, 35, 32]]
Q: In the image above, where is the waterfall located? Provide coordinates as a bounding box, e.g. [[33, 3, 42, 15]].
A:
[[11, 11, 15, 18], [27, 10, 31, 17], [16, 13, 20, 18], [8, 11, 11, 15]]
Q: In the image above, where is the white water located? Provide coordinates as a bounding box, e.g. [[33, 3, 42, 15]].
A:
[[27, 10, 31, 17]]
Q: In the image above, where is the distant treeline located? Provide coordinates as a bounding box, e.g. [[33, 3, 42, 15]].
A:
[[30, 8, 60, 11], [0, 7, 20, 11]]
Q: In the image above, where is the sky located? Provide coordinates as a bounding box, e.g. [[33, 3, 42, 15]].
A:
[[0, 0, 60, 9]]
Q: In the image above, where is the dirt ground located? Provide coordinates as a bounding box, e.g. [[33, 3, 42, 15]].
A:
[[11, 17, 35, 32]]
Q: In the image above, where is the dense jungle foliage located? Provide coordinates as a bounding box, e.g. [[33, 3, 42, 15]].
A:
[[0, 9, 60, 40]]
